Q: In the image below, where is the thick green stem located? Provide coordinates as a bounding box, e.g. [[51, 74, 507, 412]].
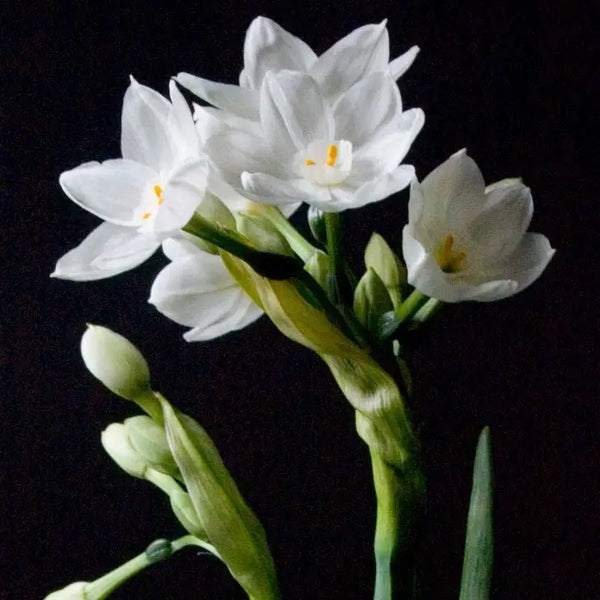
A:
[[371, 451, 425, 600], [324, 212, 352, 306]]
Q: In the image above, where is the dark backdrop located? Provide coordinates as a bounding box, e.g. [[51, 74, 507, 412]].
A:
[[3, 1, 597, 599]]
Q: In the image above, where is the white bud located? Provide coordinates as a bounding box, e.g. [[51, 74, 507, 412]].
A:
[[101, 423, 148, 479], [125, 415, 178, 477], [44, 581, 88, 600], [81, 325, 151, 401]]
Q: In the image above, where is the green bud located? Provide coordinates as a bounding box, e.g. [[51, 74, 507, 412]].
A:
[[145, 539, 173, 563], [125, 416, 178, 478], [236, 213, 294, 256], [304, 251, 330, 291], [353, 268, 393, 332], [169, 489, 206, 538], [307, 205, 327, 244], [364, 233, 406, 307], [197, 192, 236, 229], [101, 422, 148, 479], [44, 582, 87, 600], [81, 325, 151, 402]]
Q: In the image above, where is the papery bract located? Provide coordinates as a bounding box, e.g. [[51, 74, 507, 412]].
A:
[[149, 238, 262, 341], [177, 17, 419, 120], [52, 78, 208, 280], [206, 70, 424, 212], [402, 150, 555, 302]]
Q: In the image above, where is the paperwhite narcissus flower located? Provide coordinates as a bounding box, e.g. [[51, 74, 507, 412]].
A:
[[177, 17, 419, 120], [149, 238, 262, 341], [206, 70, 424, 212], [52, 78, 209, 280], [402, 150, 555, 302]]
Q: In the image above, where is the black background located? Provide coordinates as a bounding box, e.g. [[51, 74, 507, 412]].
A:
[[3, 1, 598, 599]]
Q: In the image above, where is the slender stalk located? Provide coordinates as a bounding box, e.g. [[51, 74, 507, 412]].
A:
[[324, 212, 352, 306], [395, 290, 428, 325], [82, 535, 211, 600]]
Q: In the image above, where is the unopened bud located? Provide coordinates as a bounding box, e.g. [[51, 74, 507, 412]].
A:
[[353, 268, 393, 332], [169, 489, 206, 537], [304, 251, 330, 291], [237, 213, 294, 256], [364, 233, 405, 307], [307, 205, 326, 244], [81, 325, 151, 402], [125, 416, 178, 477], [101, 422, 148, 479], [44, 581, 87, 600]]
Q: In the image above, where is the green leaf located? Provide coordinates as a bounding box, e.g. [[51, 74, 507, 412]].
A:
[[459, 427, 494, 600], [222, 253, 419, 469], [160, 397, 279, 600]]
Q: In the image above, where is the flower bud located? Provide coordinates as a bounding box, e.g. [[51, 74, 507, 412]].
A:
[[124, 415, 178, 477], [81, 325, 151, 402], [353, 268, 393, 332], [44, 582, 88, 600], [101, 422, 148, 479], [304, 251, 330, 291], [307, 205, 326, 244], [364, 233, 405, 307], [169, 489, 206, 537], [236, 213, 294, 256]]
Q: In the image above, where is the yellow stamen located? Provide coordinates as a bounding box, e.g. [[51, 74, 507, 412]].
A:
[[326, 144, 338, 166], [304, 159, 316, 166], [154, 184, 164, 205], [142, 212, 152, 220], [436, 233, 467, 273]]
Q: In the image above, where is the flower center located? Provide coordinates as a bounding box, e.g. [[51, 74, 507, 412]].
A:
[[435, 233, 467, 273], [136, 183, 165, 230], [297, 140, 352, 186]]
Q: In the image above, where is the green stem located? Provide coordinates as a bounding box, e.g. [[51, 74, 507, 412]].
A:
[[324, 212, 351, 306], [395, 290, 428, 325], [83, 536, 209, 600], [409, 298, 443, 329], [371, 451, 425, 600]]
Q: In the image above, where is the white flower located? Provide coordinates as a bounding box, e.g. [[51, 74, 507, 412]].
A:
[[402, 150, 555, 302], [52, 78, 209, 280], [176, 17, 419, 120], [149, 238, 262, 341], [205, 70, 424, 212]]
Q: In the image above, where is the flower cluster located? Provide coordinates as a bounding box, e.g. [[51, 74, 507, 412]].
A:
[[53, 16, 553, 343]]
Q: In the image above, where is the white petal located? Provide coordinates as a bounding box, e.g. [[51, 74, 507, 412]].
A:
[[329, 165, 414, 212], [149, 250, 262, 341], [51, 222, 160, 280], [261, 70, 333, 156], [402, 228, 517, 302], [167, 80, 200, 159], [420, 149, 486, 234], [333, 72, 403, 147], [184, 298, 263, 342], [483, 233, 555, 295], [241, 171, 331, 206], [175, 73, 260, 121], [205, 129, 282, 191], [60, 159, 154, 225], [150, 157, 209, 232], [121, 77, 175, 171], [348, 108, 424, 182], [388, 46, 420, 79], [241, 17, 317, 90], [468, 183, 534, 257], [309, 22, 389, 100]]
